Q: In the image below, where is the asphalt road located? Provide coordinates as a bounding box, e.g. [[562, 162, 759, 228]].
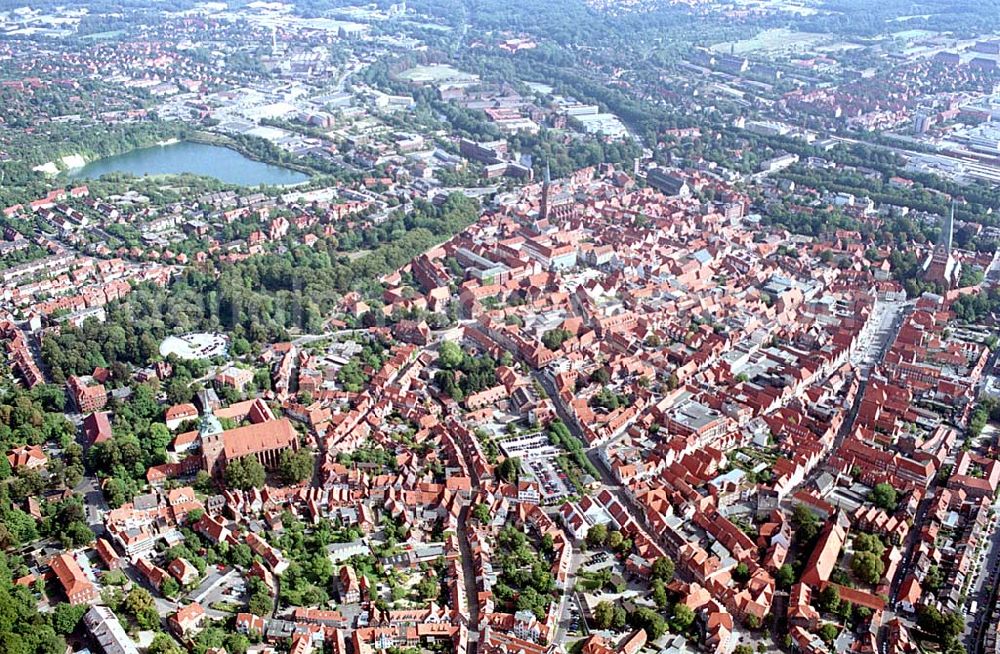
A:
[[531, 369, 687, 581], [449, 401, 483, 654], [455, 504, 481, 654], [75, 473, 108, 536], [792, 300, 910, 497]]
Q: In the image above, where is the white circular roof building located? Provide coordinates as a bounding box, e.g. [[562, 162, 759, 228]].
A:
[[159, 332, 229, 360]]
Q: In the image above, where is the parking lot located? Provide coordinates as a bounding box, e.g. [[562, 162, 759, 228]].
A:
[[499, 432, 577, 502], [522, 458, 575, 503], [581, 551, 613, 573], [191, 567, 246, 618]]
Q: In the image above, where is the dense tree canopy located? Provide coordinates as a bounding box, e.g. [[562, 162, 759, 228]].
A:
[[851, 551, 885, 585], [224, 456, 266, 491], [279, 448, 314, 485], [41, 194, 479, 380], [870, 483, 898, 511]]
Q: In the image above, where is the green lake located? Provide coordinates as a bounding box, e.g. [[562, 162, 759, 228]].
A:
[[68, 141, 309, 186]]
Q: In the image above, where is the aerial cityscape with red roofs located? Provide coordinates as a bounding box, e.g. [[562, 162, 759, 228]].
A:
[[2, 2, 1000, 654]]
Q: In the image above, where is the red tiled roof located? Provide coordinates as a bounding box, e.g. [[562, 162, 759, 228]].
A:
[[50, 553, 94, 599], [801, 522, 846, 588], [7, 445, 46, 468], [223, 418, 297, 459], [82, 411, 113, 445], [166, 403, 198, 421]]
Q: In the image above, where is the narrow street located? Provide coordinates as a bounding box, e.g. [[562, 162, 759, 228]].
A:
[[456, 504, 480, 654], [793, 299, 910, 494], [970, 504, 1000, 654], [967, 360, 1000, 654], [449, 406, 483, 654]]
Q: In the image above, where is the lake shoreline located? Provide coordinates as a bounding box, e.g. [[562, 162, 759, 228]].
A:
[[66, 140, 311, 187], [187, 131, 317, 177]]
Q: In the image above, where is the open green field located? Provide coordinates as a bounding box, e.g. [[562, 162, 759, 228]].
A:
[[80, 30, 125, 41], [397, 64, 479, 85], [710, 28, 832, 55]]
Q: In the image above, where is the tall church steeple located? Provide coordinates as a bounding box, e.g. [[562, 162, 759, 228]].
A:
[[938, 199, 955, 257], [923, 199, 961, 289], [540, 161, 551, 220]]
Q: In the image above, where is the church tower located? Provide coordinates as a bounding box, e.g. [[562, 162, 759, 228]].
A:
[[922, 200, 961, 289], [199, 408, 226, 478], [939, 200, 955, 257], [540, 162, 551, 221]]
